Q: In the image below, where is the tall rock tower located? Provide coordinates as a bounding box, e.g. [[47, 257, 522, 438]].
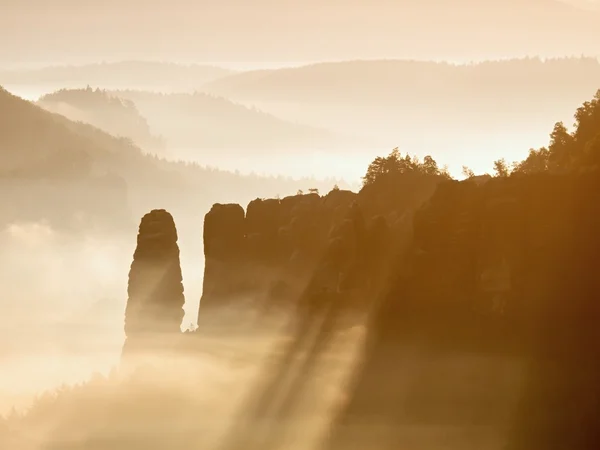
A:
[[197, 203, 247, 327], [122, 209, 185, 357]]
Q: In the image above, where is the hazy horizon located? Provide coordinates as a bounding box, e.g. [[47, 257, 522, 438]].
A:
[[3, 55, 600, 73], [2, 55, 591, 180], [2, 0, 600, 64], [0, 84, 558, 182]]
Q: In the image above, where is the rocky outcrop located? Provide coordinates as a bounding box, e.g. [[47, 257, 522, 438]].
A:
[[122, 209, 185, 356], [110, 163, 600, 450], [198, 203, 247, 320], [196, 189, 385, 326], [106, 161, 600, 450], [196, 175, 443, 328], [326, 172, 600, 450]]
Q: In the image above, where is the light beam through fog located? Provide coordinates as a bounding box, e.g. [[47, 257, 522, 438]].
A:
[[2, 1, 600, 449]]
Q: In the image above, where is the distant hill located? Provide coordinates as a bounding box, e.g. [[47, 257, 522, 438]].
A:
[[107, 90, 362, 154], [202, 57, 600, 171], [38, 88, 165, 152], [202, 58, 600, 110], [0, 61, 234, 93], [0, 87, 348, 234], [0, 87, 142, 180]]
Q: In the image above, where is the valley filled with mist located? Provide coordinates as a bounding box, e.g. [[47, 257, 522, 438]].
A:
[[2, 1, 600, 448], [6, 57, 600, 178]]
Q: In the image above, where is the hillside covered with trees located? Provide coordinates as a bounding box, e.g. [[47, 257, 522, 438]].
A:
[[0, 87, 347, 234], [202, 57, 600, 169], [107, 90, 355, 153], [38, 87, 166, 152], [2, 85, 600, 450]]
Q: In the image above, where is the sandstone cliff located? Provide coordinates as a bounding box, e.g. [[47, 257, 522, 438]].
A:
[[115, 169, 600, 450], [196, 176, 438, 329], [326, 172, 600, 450], [122, 209, 185, 357]]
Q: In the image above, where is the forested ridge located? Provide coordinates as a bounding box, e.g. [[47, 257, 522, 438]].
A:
[[2, 87, 600, 450]]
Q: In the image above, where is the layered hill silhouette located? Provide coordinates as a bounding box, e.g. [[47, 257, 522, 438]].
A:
[[106, 90, 357, 153], [2, 0, 599, 63], [0, 87, 347, 233], [35, 87, 361, 156], [203, 58, 600, 104], [38, 87, 165, 153], [0, 61, 233, 92], [203, 57, 600, 167], [3, 88, 600, 450]]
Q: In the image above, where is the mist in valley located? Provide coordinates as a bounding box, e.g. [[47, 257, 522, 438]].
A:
[[8, 57, 600, 179], [0, 209, 372, 450], [3, 1, 600, 449]]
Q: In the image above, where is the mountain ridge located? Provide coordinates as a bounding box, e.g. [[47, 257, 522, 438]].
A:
[[0, 61, 234, 92], [0, 86, 351, 232]]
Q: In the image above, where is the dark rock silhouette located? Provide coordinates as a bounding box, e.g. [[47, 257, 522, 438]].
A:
[[122, 209, 185, 357], [8, 79, 600, 450], [216, 201, 373, 450], [196, 195, 345, 327], [195, 160, 443, 327], [209, 163, 447, 450], [196, 190, 387, 329], [113, 88, 600, 448], [506, 173, 600, 450], [207, 168, 600, 450], [197, 203, 247, 328], [325, 173, 600, 450]]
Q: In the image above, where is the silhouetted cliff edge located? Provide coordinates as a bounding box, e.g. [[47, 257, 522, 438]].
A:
[[117, 90, 600, 450], [322, 171, 600, 450], [197, 163, 443, 329], [196, 90, 600, 450]]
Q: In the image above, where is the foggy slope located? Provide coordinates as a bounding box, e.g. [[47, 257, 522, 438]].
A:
[[1, 86, 600, 450], [0, 86, 350, 418], [0, 86, 347, 225], [37, 88, 166, 153], [202, 58, 600, 172], [105, 90, 357, 152], [202, 58, 600, 109]]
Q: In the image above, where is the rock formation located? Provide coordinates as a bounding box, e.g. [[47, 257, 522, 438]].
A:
[[195, 164, 445, 323], [197, 203, 247, 326], [194, 166, 445, 329], [201, 170, 600, 450], [325, 172, 600, 450], [196, 189, 377, 327], [122, 209, 185, 357], [110, 161, 600, 450]]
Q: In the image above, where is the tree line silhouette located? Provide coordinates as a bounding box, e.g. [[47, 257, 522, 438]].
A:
[[2, 87, 600, 450]]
